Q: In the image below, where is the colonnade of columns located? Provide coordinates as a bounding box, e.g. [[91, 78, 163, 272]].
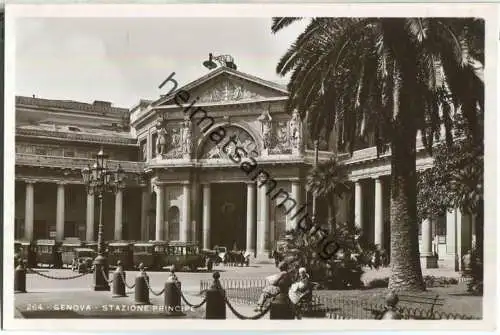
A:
[[152, 179, 304, 258], [20, 180, 149, 242], [353, 176, 474, 270]]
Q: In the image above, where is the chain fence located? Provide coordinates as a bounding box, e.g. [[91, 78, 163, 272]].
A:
[[119, 271, 136, 289], [144, 275, 166, 296], [27, 267, 91, 280], [199, 278, 481, 320]]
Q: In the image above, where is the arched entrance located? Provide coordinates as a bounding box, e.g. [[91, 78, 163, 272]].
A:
[[210, 183, 247, 250]]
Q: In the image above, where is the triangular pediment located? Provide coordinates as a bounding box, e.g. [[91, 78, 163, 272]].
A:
[[156, 67, 288, 107]]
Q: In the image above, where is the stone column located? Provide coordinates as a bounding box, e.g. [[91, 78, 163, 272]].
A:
[[246, 182, 256, 254], [446, 209, 457, 269], [290, 180, 302, 230], [147, 129, 153, 161], [140, 187, 150, 240], [155, 185, 164, 241], [374, 177, 384, 247], [181, 182, 191, 242], [56, 182, 65, 241], [257, 182, 270, 258], [202, 183, 211, 250], [114, 189, 123, 240], [85, 193, 95, 241], [24, 181, 35, 241], [354, 180, 363, 229], [420, 218, 437, 268]]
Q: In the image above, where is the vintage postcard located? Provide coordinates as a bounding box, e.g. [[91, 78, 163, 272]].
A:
[[2, 3, 497, 331]]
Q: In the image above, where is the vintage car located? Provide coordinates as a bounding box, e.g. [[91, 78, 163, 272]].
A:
[[60, 238, 84, 268], [107, 241, 134, 269], [14, 240, 36, 268], [160, 241, 212, 272], [35, 239, 62, 268], [71, 248, 96, 273], [132, 241, 156, 269], [214, 246, 228, 264]]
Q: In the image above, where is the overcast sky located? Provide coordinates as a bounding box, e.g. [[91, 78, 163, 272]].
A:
[[15, 17, 308, 108]]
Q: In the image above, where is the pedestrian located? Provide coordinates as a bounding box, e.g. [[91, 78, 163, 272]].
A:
[[254, 261, 290, 312]]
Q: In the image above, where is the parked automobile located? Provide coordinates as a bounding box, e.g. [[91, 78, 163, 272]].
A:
[[107, 241, 133, 269], [132, 241, 156, 269], [60, 238, 84, 268], [71, 248, 96, 273], [214, 246, 227, 264], [160, 241, 212, 272], [35, 239, 62, 268]]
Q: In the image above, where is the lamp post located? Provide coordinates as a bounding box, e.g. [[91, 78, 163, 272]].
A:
[[311, 139, 319, 225], [81, 148, 126, 291]]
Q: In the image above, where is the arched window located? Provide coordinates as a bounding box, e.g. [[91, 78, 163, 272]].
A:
[[168, 206, 180, 241]]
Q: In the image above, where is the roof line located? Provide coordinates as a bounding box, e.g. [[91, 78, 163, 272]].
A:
[[151, 67, 288, 107]]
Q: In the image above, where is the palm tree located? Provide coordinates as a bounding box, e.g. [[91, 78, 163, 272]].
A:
[[306, 158, 350, 231], [273, 17, 484, 291]]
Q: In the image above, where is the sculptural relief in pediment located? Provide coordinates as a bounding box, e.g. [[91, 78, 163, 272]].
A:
[[196, 78, 266, 104], [200, 126, 258, 160]]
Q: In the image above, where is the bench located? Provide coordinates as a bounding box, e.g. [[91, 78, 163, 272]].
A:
[[364, 292, 444, 320], [397, 293, 444, 319]]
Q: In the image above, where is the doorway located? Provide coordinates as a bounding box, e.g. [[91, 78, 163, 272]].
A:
[[210, 183, 247, 250]]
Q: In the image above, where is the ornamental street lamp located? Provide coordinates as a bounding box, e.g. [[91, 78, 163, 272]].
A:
[[81, 147, 126, 291], [202, 53, 237, 70]]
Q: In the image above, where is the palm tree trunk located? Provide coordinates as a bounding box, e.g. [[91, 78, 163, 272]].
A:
[[388, 84, 426, 291], [327, 193, 335, 232]]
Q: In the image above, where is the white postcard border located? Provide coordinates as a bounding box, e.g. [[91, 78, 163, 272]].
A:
[[3, 3, 498, 331]]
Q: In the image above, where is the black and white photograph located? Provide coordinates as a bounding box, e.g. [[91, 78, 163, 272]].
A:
[[2, 3, 497, 331]]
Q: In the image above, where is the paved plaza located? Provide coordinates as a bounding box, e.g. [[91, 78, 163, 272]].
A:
[[14, 261, 480, 319]]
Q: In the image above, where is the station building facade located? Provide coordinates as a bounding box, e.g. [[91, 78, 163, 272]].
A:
[[14, 67, 476, 269]]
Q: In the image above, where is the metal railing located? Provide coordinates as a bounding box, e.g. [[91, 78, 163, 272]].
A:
[[199, 278, 481, 320]]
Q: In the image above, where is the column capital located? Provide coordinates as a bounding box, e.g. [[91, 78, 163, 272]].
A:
[[25, 179, 37, 185], [56, 181, 67, 186]]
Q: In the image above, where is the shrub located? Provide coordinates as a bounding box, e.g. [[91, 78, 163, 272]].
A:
[[282, 221, 379, 289], [366, 277, 389, 289]]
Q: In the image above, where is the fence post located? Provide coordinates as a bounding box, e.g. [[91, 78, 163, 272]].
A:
[[14, 261, 27, 293], [112, 261, 126, 298], [164, 269, 184, 316], [134, 263, 150, 305], [270, 292, 294, 320], [205, 271, 226, 319]]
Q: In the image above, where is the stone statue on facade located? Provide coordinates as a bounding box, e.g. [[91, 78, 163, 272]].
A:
[[182, 115, 193, 158], [258, 109, 273, 150], [289, 109, 303, 151], [155, 118, 168, 156]]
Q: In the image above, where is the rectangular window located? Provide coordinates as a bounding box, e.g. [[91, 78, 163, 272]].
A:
[[64, 150, 75, 157]]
